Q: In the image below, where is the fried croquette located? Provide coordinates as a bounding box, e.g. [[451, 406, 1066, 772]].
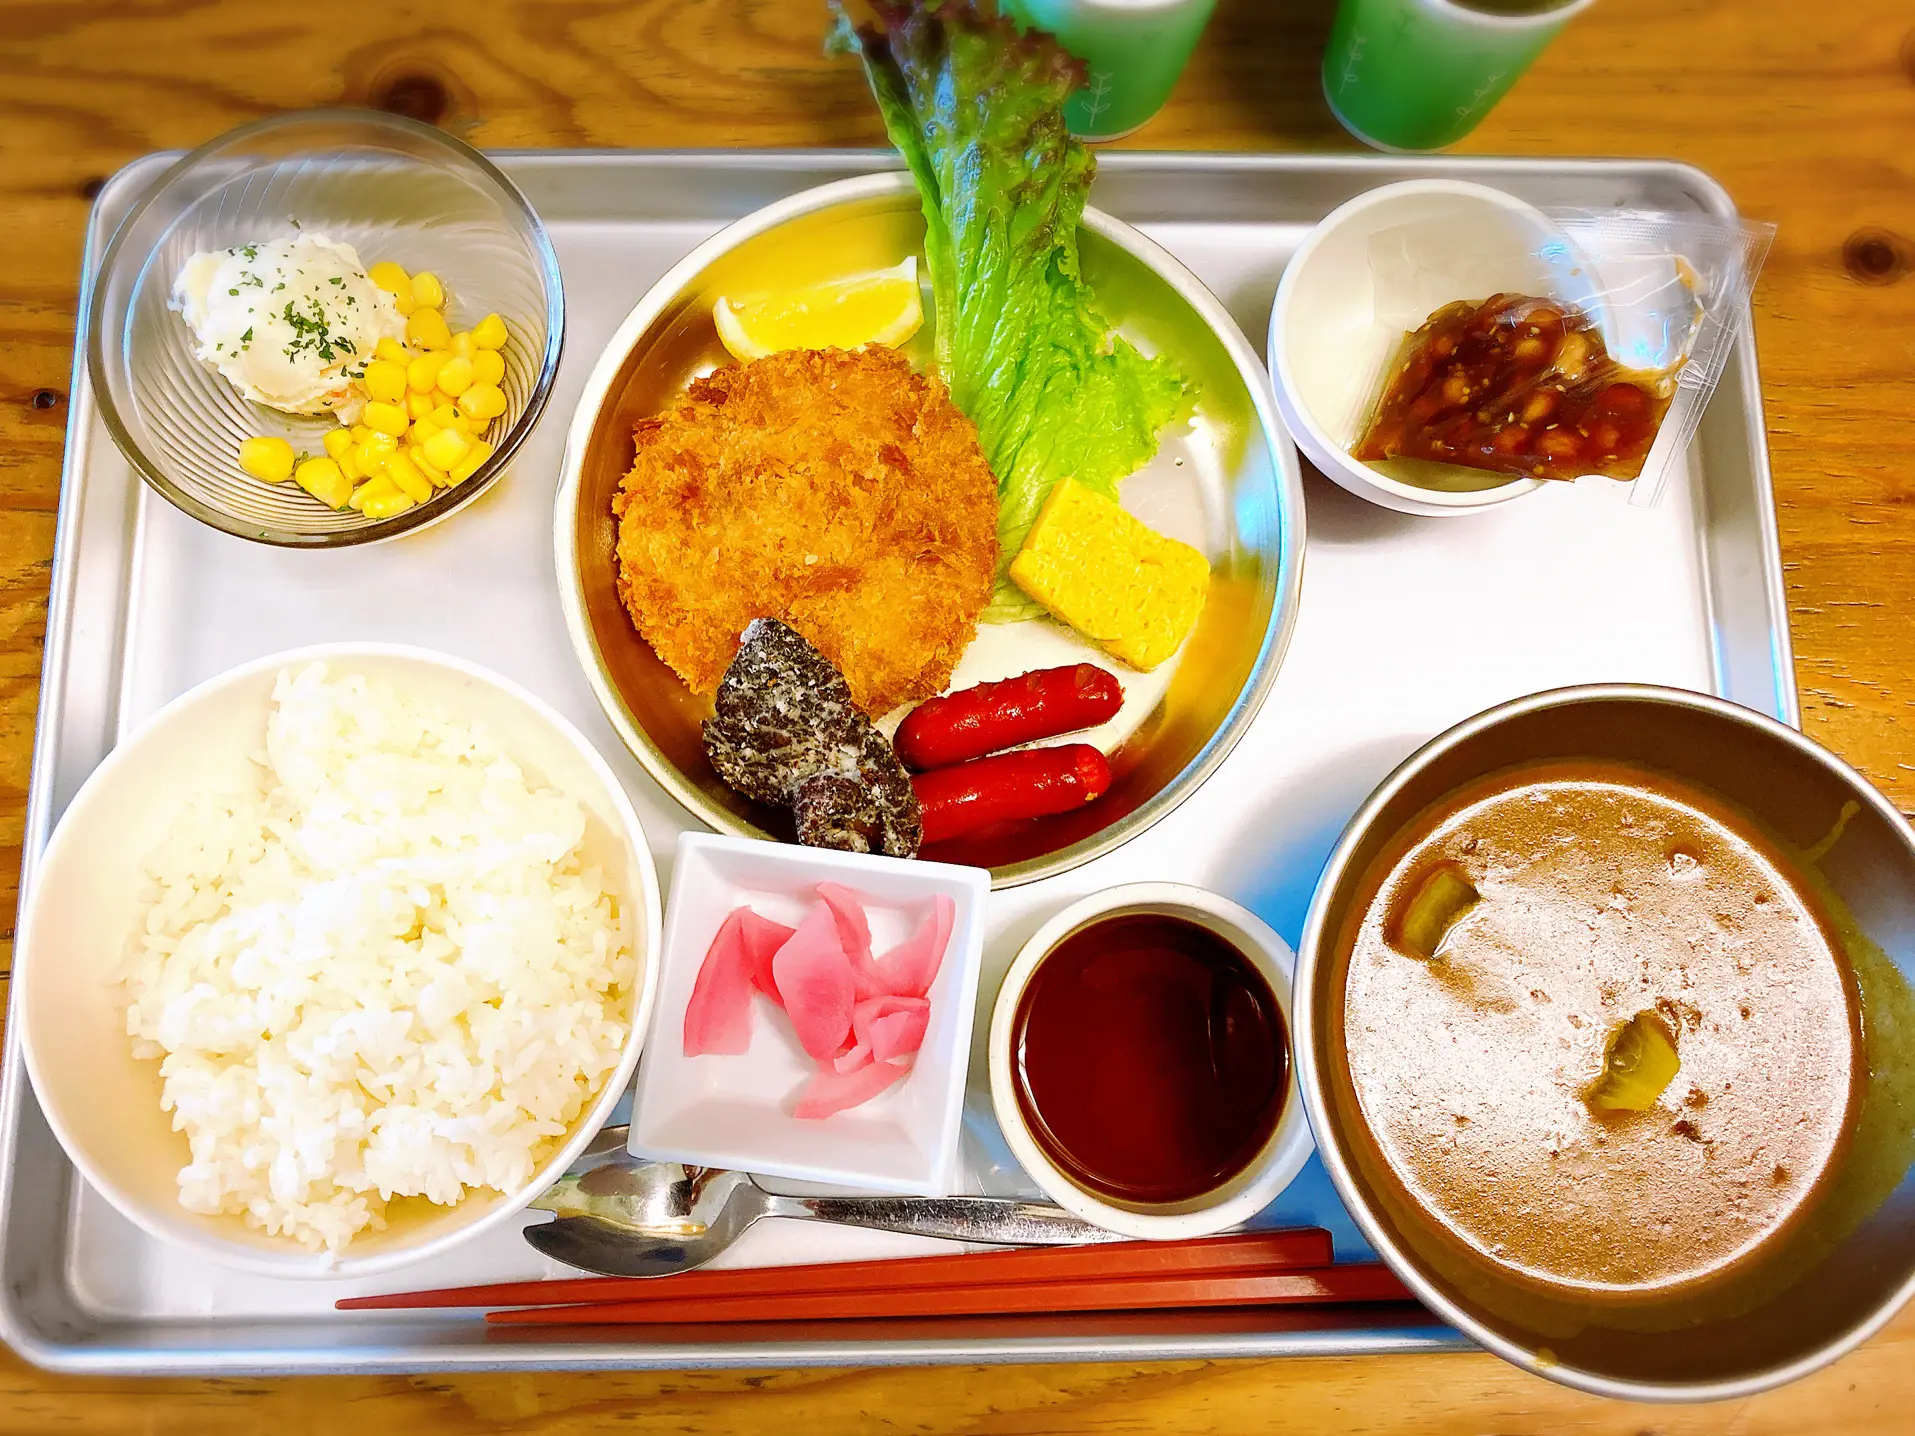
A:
[[612, 346, 998, 715]]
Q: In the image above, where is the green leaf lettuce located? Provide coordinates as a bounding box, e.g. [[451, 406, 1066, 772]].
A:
[[830, 0, 1197, 621]]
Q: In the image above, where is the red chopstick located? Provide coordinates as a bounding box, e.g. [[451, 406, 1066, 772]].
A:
[[485, 1263, 1415, 1326], [338, 1228, 1334, 1311]]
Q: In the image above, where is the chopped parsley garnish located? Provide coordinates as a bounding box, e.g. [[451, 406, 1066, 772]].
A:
[[240, 244, 258, 261], [329, 276, 345, 286], [228, 287, 239, 296], [239, 326, 253, 350], [280, 296, 348, 364]]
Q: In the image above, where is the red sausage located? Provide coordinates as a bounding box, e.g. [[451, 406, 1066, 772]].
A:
[[913, 745, 1113, 845], [894, 665, 1123, 771]]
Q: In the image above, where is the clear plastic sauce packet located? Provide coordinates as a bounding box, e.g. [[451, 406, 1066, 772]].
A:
[[1356, 208, 1773, 508]]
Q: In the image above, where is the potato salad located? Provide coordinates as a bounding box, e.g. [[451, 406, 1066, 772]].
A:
[[172, 234, 405, 421]]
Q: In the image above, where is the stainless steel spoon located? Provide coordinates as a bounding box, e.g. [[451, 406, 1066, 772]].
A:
[[525, 1126, 1121, 1277]]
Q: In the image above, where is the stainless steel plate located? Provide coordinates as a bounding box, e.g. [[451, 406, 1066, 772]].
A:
[[553, 172, 1304, 887], [0, 149, 1789, 1375]]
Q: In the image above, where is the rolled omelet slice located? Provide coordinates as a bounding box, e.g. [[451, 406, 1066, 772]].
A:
[[1008, 477, 1210, 671]]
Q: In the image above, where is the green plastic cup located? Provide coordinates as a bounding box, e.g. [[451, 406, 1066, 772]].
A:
[[1003, 0, 1219, 141], [1322, 0, 1595, 152]]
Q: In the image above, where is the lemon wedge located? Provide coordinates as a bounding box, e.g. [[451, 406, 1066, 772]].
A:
[[713, 259, 923, 361]]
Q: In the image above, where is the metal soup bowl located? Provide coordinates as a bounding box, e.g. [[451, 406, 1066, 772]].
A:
[[554, 173, 1302, 888], [1296, 685, 1915, 1401]]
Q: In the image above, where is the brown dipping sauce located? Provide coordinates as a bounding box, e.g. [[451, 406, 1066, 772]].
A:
[[1335, 759, 1862, 1304], [1011, 914, 1289, 1205]]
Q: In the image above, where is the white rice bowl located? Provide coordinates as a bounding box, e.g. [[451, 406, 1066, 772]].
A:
[[16, 645, 659, 1277], [123, 662, 635, 1252]]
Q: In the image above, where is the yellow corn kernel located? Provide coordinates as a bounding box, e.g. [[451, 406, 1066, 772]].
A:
[[369, 261, 414, 316], [422, 426, 471, 472], [435, 354, 474, 398], [406, 390, 436, 420], [406, 307, 452, 350], [426, 402, 458, 428], [321, 427, 354, 462], [451, 331, 476, 358], [237, 435, 295, 483], [356, 429, 397, 466], [471, 312, 509, 350], [335, 446, 363, 482], [362, 401, 409, 438], [384, 450, 434, 503], [356, 474, 414, 520], [409, 416, 441, 446], [361, 359, 407, 404], [469, 349, 505, 388], [406, 352, 445, 393], [293, 456, 353, 509], [449, 438, 494, 485], [411, 446, 449, 487], [349, 423, 373, 445], [373, 336, 410, 364], [364, 491, 415, 521], [411, 271, 446, 311], [346, 482, 370, 512], [456, 383, 507, 423]]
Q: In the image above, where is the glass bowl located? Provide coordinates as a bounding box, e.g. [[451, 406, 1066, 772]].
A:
[[87, 110, 563, 547]]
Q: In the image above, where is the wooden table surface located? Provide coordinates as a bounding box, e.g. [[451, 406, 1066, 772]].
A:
[[3, 0, 1913, 1430]]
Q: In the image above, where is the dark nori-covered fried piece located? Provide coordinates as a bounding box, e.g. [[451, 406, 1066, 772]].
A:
[[703, 619, 922, 858]]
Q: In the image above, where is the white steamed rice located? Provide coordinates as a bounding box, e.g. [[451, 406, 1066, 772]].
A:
[[121, 662, 636, 1253]]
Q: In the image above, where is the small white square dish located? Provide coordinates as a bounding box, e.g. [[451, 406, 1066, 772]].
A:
[[629, 832, 991, 1195]]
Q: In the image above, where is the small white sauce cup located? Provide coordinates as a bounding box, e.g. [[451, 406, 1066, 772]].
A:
[[987, 882, 1314, 1240], [1268, 179, 1607, 517]]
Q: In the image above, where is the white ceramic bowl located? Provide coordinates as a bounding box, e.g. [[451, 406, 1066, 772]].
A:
[[1268, 179, 1605, 517], [988, 883, 1314, 1240], [14, 643, 661, 1279], [630, 832, 991, 1196]]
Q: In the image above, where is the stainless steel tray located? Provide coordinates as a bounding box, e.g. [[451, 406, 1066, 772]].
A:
[[0, 149, 1791, 1375]]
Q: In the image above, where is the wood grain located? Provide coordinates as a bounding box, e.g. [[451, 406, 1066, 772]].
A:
[[3, 0, 1914, 1429]]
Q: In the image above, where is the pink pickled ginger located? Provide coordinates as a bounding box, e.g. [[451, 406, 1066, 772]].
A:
[[683, 911, 756, 1056], [832, 1041, 874, 1074], [874, 894, 955, 999], [679, 885, 954, 1118], [737, 910, 794, 1003], [815, 882, 873, 959], [771, 901, 858, 1061], [791, 1057, 911, 1119], [818, 882, 892, 1000], [854, 995, 931, 1064]]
